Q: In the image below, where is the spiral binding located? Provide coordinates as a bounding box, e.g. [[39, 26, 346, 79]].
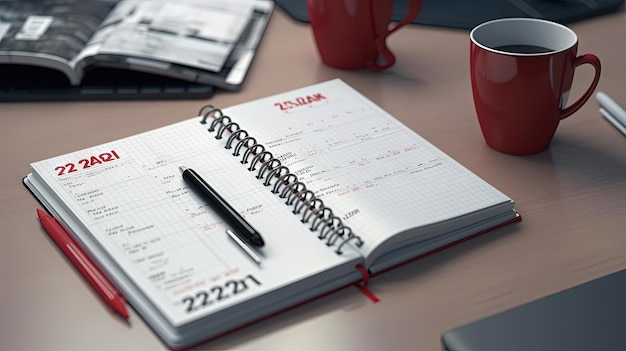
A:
[[199, 105, 364, 255]]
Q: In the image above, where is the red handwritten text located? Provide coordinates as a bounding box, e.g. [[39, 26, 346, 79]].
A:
[[274, 93, 326, 111]]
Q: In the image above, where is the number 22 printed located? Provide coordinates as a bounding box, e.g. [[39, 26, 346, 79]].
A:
[[54, 150, 120, 176]]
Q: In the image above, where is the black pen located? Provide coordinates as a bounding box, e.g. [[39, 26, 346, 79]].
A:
[[179, 166, 265, 247]]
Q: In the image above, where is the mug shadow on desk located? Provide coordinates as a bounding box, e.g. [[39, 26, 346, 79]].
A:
[[478, 133, 626, 205], [532, 134, 626, 187], [311, 62, 429, 100]]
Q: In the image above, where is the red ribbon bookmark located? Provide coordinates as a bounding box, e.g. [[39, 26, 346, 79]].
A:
[[354, 264, 380, 303]]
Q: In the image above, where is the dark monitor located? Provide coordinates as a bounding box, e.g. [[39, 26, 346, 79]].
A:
[[441, 268, 626, 351], [275, 0, 625, 30]]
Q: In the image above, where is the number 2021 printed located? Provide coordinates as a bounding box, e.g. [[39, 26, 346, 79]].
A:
[[182, 274, 262, 313], [54, 150, 120, 176]]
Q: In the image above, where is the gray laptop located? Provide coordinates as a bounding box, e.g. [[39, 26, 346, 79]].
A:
[[441, 268, 626, 351]]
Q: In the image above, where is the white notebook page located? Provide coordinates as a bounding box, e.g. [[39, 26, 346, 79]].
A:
[[220, 79, 513, 264], [30, 116, 361, 327]]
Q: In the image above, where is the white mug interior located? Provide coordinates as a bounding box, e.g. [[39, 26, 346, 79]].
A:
[[470, 18, 578, 55]]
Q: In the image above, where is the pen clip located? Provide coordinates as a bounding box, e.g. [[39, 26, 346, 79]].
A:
[[226, 228, 262, 265]]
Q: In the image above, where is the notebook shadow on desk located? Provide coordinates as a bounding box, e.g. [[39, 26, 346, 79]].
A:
[[185, 286, 366, 350], [369, 222, 521, 288]]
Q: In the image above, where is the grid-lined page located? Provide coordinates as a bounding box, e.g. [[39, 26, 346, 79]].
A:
[[30, 116, 361, 327], [220, 79, 515, 265]]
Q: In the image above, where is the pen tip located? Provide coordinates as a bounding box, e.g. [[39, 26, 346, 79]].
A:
[[36, 208, 47, 219], [250, 234, 265, 247], [112, 298, 130, 319], [179, 166, 188, 173]]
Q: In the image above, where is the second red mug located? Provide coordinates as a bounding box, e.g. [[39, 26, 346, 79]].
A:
[[307, 0, 422, 71]]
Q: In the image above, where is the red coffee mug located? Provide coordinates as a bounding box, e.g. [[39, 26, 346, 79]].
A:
[[307, 0, 422, 71], [470, 18, 601, 155]]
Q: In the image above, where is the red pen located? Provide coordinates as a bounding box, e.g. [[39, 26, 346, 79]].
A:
[[36, 208, 129, 319]]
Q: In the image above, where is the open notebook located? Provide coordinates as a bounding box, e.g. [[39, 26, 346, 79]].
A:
[[23, 79, 520, 349]]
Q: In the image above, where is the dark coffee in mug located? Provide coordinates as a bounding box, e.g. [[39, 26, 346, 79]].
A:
[[493, 44, 553, 54]]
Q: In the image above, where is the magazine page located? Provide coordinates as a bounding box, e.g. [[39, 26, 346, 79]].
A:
[[0, 0, 116, 82], [78, 0, 256, 75]]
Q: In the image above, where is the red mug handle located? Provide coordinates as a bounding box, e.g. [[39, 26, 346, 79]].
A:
[[367, 0, 422, 71], [560, 54, 602, 119]]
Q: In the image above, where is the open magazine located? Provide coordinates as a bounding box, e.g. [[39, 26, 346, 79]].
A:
[[0, 0, 274, 94]]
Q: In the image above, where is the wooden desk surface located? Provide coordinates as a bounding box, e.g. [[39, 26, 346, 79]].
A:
[[2, 8, 626, 351]]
